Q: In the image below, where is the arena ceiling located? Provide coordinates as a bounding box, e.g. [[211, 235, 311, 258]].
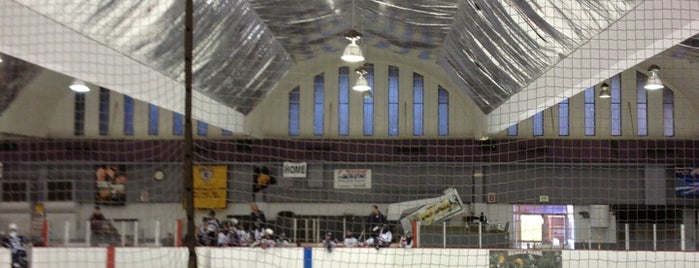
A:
[[0, 0, 698, 137]]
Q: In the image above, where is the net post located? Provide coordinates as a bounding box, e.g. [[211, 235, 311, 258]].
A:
[[183, 0, 197, 267], [412, 220, 419, 248], [176, 219, 183, 247]]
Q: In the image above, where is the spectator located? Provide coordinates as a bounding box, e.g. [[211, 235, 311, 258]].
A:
[[322, 232, 338, 252], [250, 204, 267, 227], [367, 205, 386, 248], [90, 206, 113, 246], [365, 224, 392, 250], [342, 231, 359, 247]]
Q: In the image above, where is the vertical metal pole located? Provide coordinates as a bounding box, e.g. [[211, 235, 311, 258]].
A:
[[304, 219, 309, 243], [86, 220, 91, 246], [121, 221, 126, 247], [478, 221, 482, 248], [652, 224, 657, 251], [343, 218, 346, 235], [155, 221, 161, 246], [134, 221, 139, 246], [624, 224, 629, 250], [184, 0, 196, 267], [681, 224, 685, 251], [64, 221, 70, 246], [292, 218, 298, 243], [442, 222, 447, 248]]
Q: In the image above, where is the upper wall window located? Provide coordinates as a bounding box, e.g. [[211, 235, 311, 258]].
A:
[[413, 73, 424, 136], [197, 121, 208, 136], [289, 87, 300, 136], [663, 88, 674, 137], [363, 64, 374, 136], [636, 72, 648, 136], [99, 88, 110, 136], [438, 86, 449, 136], [584, 87, 595, 136], [558, 98, 569, 136], [173, 113, 184, 136], [148, 104, 159, 136], [533, 111, 544, 136], [74, 93, 85, 136], [338, 67, 350, 136], [388, 66, 400, 136], [314, 74, 325, 136], [610, 74, 622, 136], [124, 95, 134, 136], [507, 124, 518, 136]]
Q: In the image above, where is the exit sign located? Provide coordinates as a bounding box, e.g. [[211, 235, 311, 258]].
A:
[[539, 195, 550, 203]]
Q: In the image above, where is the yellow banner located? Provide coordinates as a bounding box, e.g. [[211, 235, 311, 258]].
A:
[[193, 165, 228, 209]]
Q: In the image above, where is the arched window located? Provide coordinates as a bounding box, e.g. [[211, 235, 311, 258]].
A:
[[363, 64, 374, 136], [584, 87, 595, 136], [636, 72, 648, 136], [438, 86, 449, 136], [338, 67, 350, 136], [413, 73, 424, 136], [558, 98, 569, 136], [288, 87, 300, 136], [663, 88, 674, 137], [610, 74, 622, 136], [314, 74, 325, 136], [388, 66, 399, 136]]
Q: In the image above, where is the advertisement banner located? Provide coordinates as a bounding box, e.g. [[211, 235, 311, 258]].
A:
[[283, 162, 307, 178], [675, 167, 699, 197], [333, 169, 371, 189], [489, 250, 562, 268], [194, 165, 228, 209]]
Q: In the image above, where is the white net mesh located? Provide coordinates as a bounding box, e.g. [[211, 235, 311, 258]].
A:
[[0, 0, 698, 267]]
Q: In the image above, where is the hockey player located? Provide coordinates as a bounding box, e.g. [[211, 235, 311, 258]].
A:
[[2, 223, 28, 268]]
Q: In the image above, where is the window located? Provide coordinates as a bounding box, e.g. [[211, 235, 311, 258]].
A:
[[2, 182, 27, 201], [338, 67, 350, 136], [388, 66, 399, 136], [507, 124, 518, 136], [148, 104, 159, 136], [314, 74, 324, 136], [74, 93, 85, 136], [584, 87, 595, 136], [413, 73, 424, 136], [173, 113, 184, 136], [99, 88, 110, 136], [288, 87, 300, 136], [558, 98, 569, 136], [47, 181, 73, 201], [663, 88, 674, 137], [197, 121, 208, 136], [124, 95, 134, 136], [636, 72, 648, 136], [610, 74, 622, 136], [363, 64, 374, 136], [222, 129, 232, 136], [438, 86, 449, 136], [533, 111, 544, 136]]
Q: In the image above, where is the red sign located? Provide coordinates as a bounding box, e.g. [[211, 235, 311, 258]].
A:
[[487, 192, 496, 203]]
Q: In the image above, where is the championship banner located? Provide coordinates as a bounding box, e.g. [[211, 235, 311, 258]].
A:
[[283, 162, 307, 178], [333, 169, 371, 189], [193, 165, 228, 209], [675, 167, 699, 197]]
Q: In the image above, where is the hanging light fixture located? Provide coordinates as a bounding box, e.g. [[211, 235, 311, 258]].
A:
[[69, 79, 91, 93], [353, 66, 370, 92], [599, 82, 611, 99], [644, 64, 664, 90], [341, 0, 365, 63]]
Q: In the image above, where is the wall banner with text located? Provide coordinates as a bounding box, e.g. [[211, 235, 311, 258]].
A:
[[283, 162, 307, 178], [333, 169, 371, 189], [194, 165, 228, 209]]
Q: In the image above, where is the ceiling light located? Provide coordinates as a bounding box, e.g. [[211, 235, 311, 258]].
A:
[[341, 30, 364, 63], [69, 79, 90, 93], [353, 66, 370, 92], [362, 91, 372, 99], [599, 82, 611, 99], [644, 64, 664, 90]]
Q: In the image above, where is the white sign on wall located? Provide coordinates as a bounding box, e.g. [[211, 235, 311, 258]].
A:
[[333, 169, 371, 189], [283, 162, 307, 178]]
